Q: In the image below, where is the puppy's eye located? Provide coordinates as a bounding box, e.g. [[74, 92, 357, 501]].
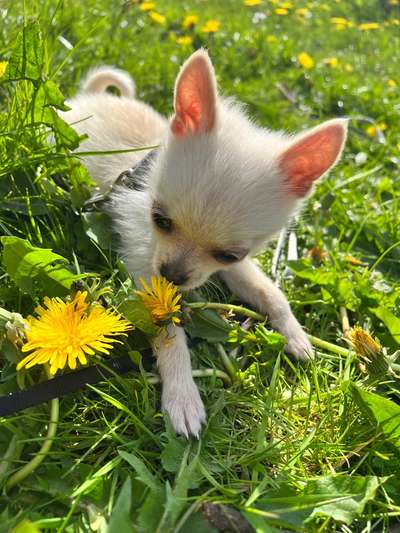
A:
[[212, 250, 241, 264], [152, 207, 173, 232]]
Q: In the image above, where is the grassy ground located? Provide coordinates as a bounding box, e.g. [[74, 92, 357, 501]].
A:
[[1, 0, 400, 531]]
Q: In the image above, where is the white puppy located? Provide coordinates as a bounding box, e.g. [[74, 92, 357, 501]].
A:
[[62, 50, 347, 437]]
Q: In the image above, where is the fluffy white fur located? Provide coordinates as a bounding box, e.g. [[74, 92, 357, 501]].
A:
[[60, 50, 348, 437]]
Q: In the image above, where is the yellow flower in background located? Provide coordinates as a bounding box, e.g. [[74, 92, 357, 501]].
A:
[[365, 123, 387, 137], [275, 7, 288, 15], [201, 20, 220, 33], [330, 16, 352, 29], [280, 1, 293, 7], [359, 22, 379, 30], [244, 0, 262, 5], [296, 7, 310, 16], [330, 16, 347, 24], [139, 2, 155, 11], [391, 19, 400, 25], [324, 57, 339, 68], [176, 36, 193, 46], [0, 61, 8, 78], [389, 0, 399, 5], [149, 11, 166, 24], [266, 35, 278, 43], [182, 14, 198, 29], [298, 52, 314, 69], [136, 276, 182, 325], [16, 292, 132, 375], [388, 79, 397, 87], [344, 63, 353, 72]]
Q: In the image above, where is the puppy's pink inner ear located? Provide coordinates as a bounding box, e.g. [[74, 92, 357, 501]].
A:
[[171, 54, 216, 137], [279, 122, 346, 197]]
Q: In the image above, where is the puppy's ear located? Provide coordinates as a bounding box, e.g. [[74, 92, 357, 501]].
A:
[[171, 49, 217, 137], [279, 118, 348, 197]]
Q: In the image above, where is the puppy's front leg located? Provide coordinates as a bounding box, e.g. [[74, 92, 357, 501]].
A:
[[220, 258, 313, 360], [153, 325, 206, 437]]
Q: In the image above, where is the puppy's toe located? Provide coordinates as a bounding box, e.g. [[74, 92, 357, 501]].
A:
[[285, 329, 314, 361], [162, 382, 206, 438]]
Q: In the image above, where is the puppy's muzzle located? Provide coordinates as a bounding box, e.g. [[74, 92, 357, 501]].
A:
[[160, 263, 189, 286]]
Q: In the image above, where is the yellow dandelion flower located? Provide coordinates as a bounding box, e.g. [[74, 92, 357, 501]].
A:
[[390, 0, 399, 5], [298, 52, 314, 69], [176, 36, 193, 46], [149, 11, 166, 24], [136, 276, 182, 325], [280, 1, 293, 8], [388, 79, 397, 87], [296, 7, 310, 16], [324, 57, 339, 68], [17, 292, 132, 375], [330, 16, 348, 24], [275, 7, 288, 15], [359, 22, 379, 30], [391, 19, 400, 25], [344, 63, 353, 72], [350, 326, 382, 359], [0, 61, 8, 78], [182, 14, 198, 29], [139, 2, 155, 11], [266, 35, 278, 43], [365, 123, 387, 137], [201, 20, 220, 33], [244, 0, 262, 5]]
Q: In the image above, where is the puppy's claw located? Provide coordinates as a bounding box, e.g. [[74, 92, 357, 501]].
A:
[[162, 382, 206, 438]]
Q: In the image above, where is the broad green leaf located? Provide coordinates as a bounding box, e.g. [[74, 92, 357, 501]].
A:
[[82, 212, 112, 249], [370, 306, 400, 344], [288, 260, 336, 285], [138, 488, 165, 532], [305, 475, 383, 525], [161, 434, 187, 473], [249, 475, 383, 529], [186, 308, 231, 343], [11, 521, 41, 533], [164, 446, 200, 525], [108, 477, 136, 533], [7, 22, 43, 81], [119, 451, 161, 492], [351, 384, 400, 447], [119, 294, 157, 336], [119, 451, 165, 531], [1, 236, 83, 297]]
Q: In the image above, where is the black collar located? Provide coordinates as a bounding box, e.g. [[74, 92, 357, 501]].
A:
[[112, 148, 158, 192], [84, 148, 158, 208]]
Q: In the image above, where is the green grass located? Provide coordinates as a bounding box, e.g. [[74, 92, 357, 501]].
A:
[[1, 0, 400, 531]]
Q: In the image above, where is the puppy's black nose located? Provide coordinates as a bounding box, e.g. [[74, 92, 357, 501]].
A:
[[160, 263, 189, 286]]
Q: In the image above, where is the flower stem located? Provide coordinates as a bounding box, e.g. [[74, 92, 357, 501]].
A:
[[6, 397, 59, 490], [185, 300, 352, 357], [185, 301, 264, 321], [217, 344, 238, 382], [146, 368, 231, 387]]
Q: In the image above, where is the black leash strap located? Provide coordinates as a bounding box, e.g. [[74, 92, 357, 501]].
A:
[[0, 349, 153, 418]]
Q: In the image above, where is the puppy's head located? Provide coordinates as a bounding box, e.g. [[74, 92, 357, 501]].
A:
[[150, 50, 348, 290]]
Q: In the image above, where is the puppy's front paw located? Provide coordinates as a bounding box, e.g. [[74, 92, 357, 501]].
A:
[[162, 381, 206, 438], [284, 325, 314, 361]]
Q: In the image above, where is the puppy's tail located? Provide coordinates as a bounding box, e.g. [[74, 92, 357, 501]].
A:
[[81, 66, 136, 98]]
